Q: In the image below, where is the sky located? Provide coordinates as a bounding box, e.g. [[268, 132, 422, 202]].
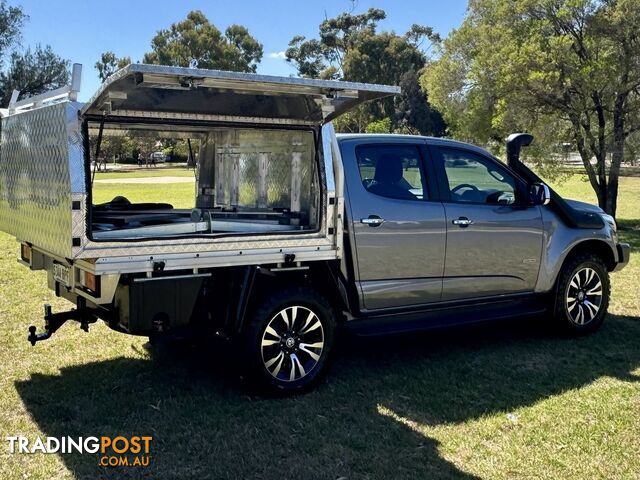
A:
[[15, 0, 469, 101]]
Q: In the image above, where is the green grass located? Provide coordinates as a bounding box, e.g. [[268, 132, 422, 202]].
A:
[[92, 182, 196, 208], [551, 173, 639, 223], [0, 173, 638, 479], [94, 166, 196, 180]]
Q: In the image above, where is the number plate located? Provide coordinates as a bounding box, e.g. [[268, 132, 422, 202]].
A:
[[53, 263, 70, 287]]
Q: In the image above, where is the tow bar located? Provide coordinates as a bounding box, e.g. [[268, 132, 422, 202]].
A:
[[27, 298, 98, 346]]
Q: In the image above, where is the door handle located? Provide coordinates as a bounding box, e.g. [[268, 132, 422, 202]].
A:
[[452, 217, 473, 227], [361, 215, 384, 227]]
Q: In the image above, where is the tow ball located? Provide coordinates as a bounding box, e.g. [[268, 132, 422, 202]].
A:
[[27, 298, 98, 346]]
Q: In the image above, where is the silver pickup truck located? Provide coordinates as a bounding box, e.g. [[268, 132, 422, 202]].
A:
[[0, 64, 629, 393]]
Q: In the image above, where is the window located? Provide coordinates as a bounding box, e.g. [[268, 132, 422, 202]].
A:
[[356, 145, 426, 201], [440, 148, 518, 205]]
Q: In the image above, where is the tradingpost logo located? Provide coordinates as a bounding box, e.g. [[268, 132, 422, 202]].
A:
[[6, 435, 152, 468]]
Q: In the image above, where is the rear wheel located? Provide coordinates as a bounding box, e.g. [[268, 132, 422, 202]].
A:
[[553, 253, 610, 334], [241, 287, 336, 394]]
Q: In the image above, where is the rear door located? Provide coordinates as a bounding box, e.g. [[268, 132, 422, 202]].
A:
[[341, 139, 446, 310], [432, 146, 544, 301]]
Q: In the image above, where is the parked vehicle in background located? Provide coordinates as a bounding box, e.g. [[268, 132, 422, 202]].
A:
[[0, 64, 630, 394], [150, 151, 166, 163]]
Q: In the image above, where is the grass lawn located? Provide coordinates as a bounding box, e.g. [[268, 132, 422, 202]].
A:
[[93, 166, 196, 180], [92, 182, 196, 208], [0, 173, 638, 479]]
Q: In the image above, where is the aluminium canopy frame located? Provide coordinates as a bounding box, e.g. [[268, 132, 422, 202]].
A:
[[0, 63, 399, 276], [81, 64, 399, 124]]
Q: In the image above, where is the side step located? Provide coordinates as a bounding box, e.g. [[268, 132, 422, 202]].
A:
[[346, 295, 547, 337], [28, 298, 98, 346]]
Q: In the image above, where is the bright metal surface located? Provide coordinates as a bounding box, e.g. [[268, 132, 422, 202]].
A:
[[321, 124, 337, 195], [8, 64, 82, 112], [80, 122, 332, 257], [0, 102, 86, 259], [82, 64, 399, 123], [78, 234, 337, 260], [541, 184, 551, 205], [74, 272, 120, 305], [565, 267, 603, 325], [452, 218, 473, 226], [0, 102, 339, 261], [360, 217, 384, 226], [209, 128, 316, 214], [261, 305, 324, 382], [93, 220, 211, 240], [0, 64, 348, 264], [322, 123, 345, 261], [88, 109, 318, 126], [133, 273, 212, 283], [77, 243, 339, 275]]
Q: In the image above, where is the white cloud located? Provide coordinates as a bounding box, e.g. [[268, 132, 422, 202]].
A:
[[268, 51, 287, 60]]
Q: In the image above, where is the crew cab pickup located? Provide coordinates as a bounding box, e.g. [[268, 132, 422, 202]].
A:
[[0, 64, 629, 393]]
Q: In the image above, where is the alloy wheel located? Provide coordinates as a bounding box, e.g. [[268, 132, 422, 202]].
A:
[[260, 306, 325, 382], [565, 267, 603, 325]]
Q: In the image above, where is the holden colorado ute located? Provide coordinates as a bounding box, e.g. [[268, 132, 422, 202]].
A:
[[0, 64, 629, 393]]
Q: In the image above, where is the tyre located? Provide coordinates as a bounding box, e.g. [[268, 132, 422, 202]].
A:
[[240, 286, 336, 394], [553, 253, 610, 334]]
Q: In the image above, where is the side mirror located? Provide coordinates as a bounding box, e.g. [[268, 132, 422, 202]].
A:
[[530, 183, 551, 206]]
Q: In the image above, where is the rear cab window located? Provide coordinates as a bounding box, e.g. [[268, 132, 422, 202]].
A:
[[355, 145, 427, 201]]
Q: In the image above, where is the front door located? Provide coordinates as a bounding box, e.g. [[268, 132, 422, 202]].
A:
[[341, 140, 446, 310], [432, 146, 544, 301]]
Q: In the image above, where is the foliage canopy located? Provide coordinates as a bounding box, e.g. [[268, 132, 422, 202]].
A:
[[287, 8, 445, 135], [0, 1, 69, 107], [423, 0, 640, 216]]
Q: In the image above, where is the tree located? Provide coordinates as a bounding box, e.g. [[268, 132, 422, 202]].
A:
[[95, 51, 131, 82], [286, 8, 387, 80], [0, 0, 25, 62], [423, 0, 640, 217], [286, 8, 444, 133], [624, 131, 640, 167], [364, 117, 392, 134], [142, 10, 263, 72], [394, 69, 445, 136], [0, 45, 69, 106], [0, 2, 70, 107]]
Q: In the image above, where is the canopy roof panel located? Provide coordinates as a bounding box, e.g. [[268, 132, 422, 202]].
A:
[[81, 64, 400, 125]]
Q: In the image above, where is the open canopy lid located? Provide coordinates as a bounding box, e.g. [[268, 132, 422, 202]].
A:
[[81, 64, 400, 125]]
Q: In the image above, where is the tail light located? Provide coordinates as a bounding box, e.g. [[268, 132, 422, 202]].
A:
[[80, 270, 101, 295], [21, 244, 32, 263]]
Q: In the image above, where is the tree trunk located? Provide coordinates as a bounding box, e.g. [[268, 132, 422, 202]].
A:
[[575, 148, 609, 212], [594, 153, 609, 214], [606, 168, 619, 217], [607, 94, 628, 218], [571, 119, 607, 211]]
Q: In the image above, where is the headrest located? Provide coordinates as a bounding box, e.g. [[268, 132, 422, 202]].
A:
[[374, 154, 403, 183]]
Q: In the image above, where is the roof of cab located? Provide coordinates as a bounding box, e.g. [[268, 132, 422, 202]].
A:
[[335, 133, 496, 158]]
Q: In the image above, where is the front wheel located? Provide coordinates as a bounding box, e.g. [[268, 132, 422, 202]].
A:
[[241, 287, 336, 394], [553, 253, 610, 334]]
